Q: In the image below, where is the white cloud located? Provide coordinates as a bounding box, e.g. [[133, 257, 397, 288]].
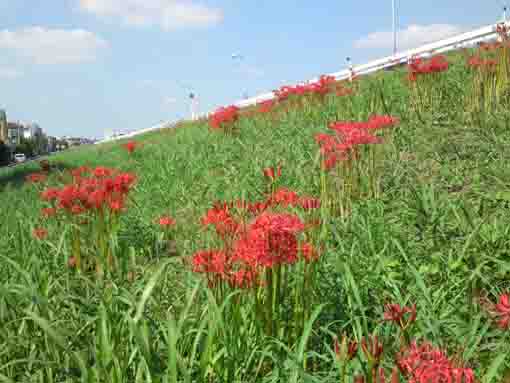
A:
[[0, 67, 22, 79], [354, 24, 466, 50], [79, 0, 223, 29], [0, 27, 108, 65]]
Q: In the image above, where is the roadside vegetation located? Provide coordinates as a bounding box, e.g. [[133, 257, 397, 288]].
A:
[[1, 30, 510, 383]]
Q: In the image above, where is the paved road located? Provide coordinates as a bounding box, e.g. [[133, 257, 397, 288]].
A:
[[4, 155, 49, 169]]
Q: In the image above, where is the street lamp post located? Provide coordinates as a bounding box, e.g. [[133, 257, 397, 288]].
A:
[[346, 57, 354, 81], [189, 92, 199, 121], [232, 53, 249, 99]]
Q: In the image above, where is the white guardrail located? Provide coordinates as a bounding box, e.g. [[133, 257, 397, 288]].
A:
[[98, 19, 508, 144]]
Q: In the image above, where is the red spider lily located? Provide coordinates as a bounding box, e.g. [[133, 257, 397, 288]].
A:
[[201, 203, 240, 239], [269, 188, 300, 207], [335, 84, 354, 97], [26, 173, 47, 183], [396, 341, 474, 383], [233, 212, 305, 269], [108, 198, 125, 213], [273, 75, 337, 102], [408, 55, 449, 81], [40, 167, 136, 216], [367, 115, 400, 130], [251, 212, 305, 234], [41, 187, 60, 201], [209, 105, 240, 130], [494, 293, 510, 330], [247, 200, 271, 215], [316, 116, 399, 171], [299, 197, 321, 210], [258, 99, 275, 113], [93, 166, 113, 178], [334, 335, 358, 362], [68, 256, 77, 268], [41, 207, 56, 218], [230, 268, 259, 289], [70, 204, 87, 215], [123, 141, 137, 154], [263, 165, 282, 181], [71, 166, 91, 180], [314, 133, 351, 170], [192, 250, 229, 276], [113, 172, 137, 194], [467, 55, 498, 71], [87, 189, 107, 210], [361, 335, 384, 365], [33, 227, 48, 240], [158, 215, 176, 227], [383, 303, 417, 329], [329, 122, 382, 146], [479, 41, 502, 51]]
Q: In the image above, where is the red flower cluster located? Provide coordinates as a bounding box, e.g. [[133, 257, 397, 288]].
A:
[[258, 99, 276, 114], [194, 184, 321, 289], [33, 227, 48, 240], [208, 105, 240, 130], [274, 75, 337, 101], [233, 212, 305, 269], [158, 215, 176, 227], [336, 84, 354, 97], [383, 303, 417, 329], [408, 55, 449, 81], [26, 173, 47, 183], [334, 335, 358, 361], [493, 293, 510, 330], [396, 341, 474, 383], [467, 56, 497, 71], [39, 166, 136, 218], [41, 207, 57, 218], [123, 141, 137, 154], [361, 335, 384, 364], [263, 165, 282, 181], [315, 115, 399, 170], [479, 41, 503, 52]]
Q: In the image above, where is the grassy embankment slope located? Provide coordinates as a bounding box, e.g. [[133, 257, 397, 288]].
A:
[[0, 50, 509, 382]]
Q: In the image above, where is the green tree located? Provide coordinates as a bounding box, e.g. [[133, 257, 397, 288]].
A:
[[16, 137, 35, 157], [0, 140, 10, 166]]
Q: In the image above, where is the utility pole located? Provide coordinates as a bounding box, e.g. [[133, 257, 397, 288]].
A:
[[392, 0, 398, 55]]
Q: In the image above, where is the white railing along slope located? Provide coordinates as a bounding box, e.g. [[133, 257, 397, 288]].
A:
[[98, 19, 508, 144]]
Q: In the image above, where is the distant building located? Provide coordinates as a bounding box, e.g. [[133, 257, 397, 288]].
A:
[[47, 136, 57, 152], [23, 123, 43, 140], [0, 109, 7, 143], [7, 122, 23, 146]]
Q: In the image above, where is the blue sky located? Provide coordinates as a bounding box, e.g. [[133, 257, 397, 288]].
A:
[[0, 0, 506, 138]]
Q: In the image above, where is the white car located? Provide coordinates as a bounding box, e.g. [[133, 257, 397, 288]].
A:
[[14, 153, 26, 163]]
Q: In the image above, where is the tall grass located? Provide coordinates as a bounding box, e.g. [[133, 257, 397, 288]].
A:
[[1, 48, 510, 382]]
